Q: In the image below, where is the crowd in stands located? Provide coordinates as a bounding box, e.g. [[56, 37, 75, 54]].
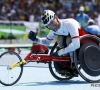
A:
[[0, 0, 100, 23], [0, 0, 100, 40]]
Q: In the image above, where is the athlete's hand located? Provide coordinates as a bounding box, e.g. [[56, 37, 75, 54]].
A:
[[51, 49, 65, 57], [28, 31, 37, 41]]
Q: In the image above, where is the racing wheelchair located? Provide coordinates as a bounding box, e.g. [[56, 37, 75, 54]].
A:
[[0, 34, 100, 86]]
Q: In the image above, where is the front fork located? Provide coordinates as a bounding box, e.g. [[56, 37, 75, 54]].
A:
[[9, 52, 32, 69], [9, 60, 26, 69]]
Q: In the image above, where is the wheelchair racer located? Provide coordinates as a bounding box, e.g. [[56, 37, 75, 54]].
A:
[[86, 19, 100, 36], [28, 10, 86, 76]]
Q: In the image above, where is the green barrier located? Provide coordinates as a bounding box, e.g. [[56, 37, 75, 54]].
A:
[[0, 25, 25, 39], [0, 23, 51, 39]]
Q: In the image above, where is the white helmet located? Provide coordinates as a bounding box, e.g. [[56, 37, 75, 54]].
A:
[[41, 10, 55, 26], [87, 19, 95, 25]]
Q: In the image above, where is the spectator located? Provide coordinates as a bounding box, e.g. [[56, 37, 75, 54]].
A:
[[0, 0, 100, 23], [29, 12, 34, 22], [76, 6, 89, 28]]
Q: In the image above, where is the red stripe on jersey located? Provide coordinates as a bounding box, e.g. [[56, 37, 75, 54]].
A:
[[46, 37, 53, 40], [71, 36, 80, 39]]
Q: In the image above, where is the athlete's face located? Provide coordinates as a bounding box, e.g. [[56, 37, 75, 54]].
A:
[[47, 16, 60, 31]]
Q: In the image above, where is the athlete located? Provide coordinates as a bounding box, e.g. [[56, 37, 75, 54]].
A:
[[86, 19, 100, 35], [76, 6, 89, 28], [28, 10, 86, 76]]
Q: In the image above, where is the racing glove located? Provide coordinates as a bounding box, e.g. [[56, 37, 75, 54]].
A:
[[28, 31, 37, 41], [51, 48, 65, 57]]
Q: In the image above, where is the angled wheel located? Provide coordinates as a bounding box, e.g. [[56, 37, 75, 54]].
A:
[[49, 61, 73, 81], [0, 51, 23, 86], [48, 42, 73, 81], [74, 42, 100, 83]]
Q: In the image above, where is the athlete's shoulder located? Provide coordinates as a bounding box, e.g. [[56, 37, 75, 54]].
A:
[[60, 18, 77, 22]]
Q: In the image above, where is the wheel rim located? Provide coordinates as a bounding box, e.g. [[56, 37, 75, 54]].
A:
[[75, 62, 100, 83], [49, 61, 73, 80], [49, 42, 73, 81], [0, 51, 23, 86], [74, 45, 100, 83], [84, 46, 100, 71]]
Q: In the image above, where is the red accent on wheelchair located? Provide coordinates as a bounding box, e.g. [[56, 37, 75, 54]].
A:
[[0, 34, 100, 86]]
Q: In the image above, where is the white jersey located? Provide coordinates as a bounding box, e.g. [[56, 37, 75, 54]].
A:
[[39, 18, 81, 55]]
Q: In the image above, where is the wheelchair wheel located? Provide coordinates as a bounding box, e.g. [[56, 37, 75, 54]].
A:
[[0, 51, 23, 86], [48, 42, 73, 81], [49, 61, 73, 81], [74, 42, 100, 83]]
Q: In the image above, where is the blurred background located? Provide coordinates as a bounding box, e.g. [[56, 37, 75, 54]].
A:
[[0, 0, 100, 44]]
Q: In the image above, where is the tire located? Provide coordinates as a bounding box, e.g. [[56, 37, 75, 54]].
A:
[[48, 43, 73, 81], [49, 61, 73, 81], [74, 35, 100, 83], [0, 51, 23, 86], [74, 42, 100, 83]]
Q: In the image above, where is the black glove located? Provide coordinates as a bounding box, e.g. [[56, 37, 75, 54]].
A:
[[50, 48, 65, 57], [50, 52, 60, 57], [28, 31, 36, 41]]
